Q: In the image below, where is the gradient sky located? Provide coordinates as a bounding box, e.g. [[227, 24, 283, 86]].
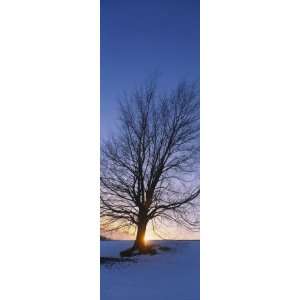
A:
[[100, 0, 199, 239], [101, 0, 199, 139]]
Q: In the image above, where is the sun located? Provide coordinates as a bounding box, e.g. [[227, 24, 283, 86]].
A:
[[143, 234, 149, 244]]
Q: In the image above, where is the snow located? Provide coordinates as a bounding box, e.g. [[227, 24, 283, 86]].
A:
[[100, 240, 200, 300]]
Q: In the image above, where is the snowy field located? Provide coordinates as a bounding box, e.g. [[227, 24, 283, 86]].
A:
[[100, 240, 200, 300]]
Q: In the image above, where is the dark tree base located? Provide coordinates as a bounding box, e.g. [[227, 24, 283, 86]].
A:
[[120, 245, 157, 257]]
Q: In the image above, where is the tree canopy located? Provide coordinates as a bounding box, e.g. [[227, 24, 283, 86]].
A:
[[101, 79, 199, 252]]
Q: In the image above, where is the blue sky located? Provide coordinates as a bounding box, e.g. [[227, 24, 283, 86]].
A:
[[100, 0, 199, 139]]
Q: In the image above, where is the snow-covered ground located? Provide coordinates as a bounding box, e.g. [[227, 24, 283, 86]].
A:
[[100, 240, 200, 300]]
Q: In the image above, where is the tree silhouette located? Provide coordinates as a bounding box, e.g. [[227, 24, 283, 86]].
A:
[[101, 79, 199, 255]]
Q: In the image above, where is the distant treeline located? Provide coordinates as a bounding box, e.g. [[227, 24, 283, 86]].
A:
[[100, 235, 111, 241]]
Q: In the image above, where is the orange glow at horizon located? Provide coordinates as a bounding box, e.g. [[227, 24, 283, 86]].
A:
[[101, 220, 199, 240]]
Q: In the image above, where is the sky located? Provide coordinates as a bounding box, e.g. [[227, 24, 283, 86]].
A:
[[101, 0, 199, 139], [100, 0, 199, 239]]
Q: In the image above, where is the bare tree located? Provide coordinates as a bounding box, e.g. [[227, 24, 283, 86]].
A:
[[101, 79, 199, 255]]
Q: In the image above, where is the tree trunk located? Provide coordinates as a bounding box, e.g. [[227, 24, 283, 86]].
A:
[[134, 218, 148, 252], [120, 217, 152, 257]]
